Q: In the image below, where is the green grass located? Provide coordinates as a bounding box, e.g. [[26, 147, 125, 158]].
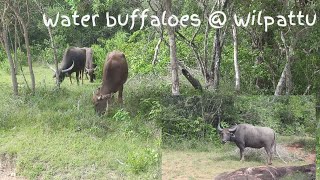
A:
[[0, 64, 161, 179]]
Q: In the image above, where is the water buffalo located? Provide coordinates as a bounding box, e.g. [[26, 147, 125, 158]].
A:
[[218, 123, 277, 165], [50, 47, 86, 85], [92, 51, 128, 115], [82, 47, 97, 83]]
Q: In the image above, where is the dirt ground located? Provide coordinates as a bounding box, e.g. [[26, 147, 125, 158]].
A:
[[162, 145, 315, 180], [0, 156, 25, 180]]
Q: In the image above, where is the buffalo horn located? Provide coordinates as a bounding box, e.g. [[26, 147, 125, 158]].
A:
[[228, 125, 238, 132], [217, 122, 223, 132], [61, 61, 74, 73], [47, 63, 56, 72]]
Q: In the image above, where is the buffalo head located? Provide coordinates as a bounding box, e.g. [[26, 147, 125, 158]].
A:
[[217, 123, 237, 144], [50, 61, 74, 84], [85, 63, 97, 83], [92, 88, 112, 115]]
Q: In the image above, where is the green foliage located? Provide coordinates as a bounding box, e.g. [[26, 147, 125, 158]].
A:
[[126, 148, 159, 174], [160, 94, 315, 148], [0, 59, 11, 74], [0, 49, 7, 62], [91, 30, 169, 80], [113, 109, 131, 121], [0, 49, 28, 75], [234, 96, 316, 136], [33, 35, 68, 63]]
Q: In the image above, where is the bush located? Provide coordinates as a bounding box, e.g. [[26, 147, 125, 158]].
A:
[[235, 96, 316, 136], [126, 148, 159, 174], [159, 94, 315, 147]]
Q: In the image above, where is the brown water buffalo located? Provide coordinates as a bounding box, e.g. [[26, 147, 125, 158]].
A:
[[92, 51, 128, 115], [50, 47, 86, 85]]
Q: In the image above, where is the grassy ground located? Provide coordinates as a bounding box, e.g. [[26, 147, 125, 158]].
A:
[[0, 64, 161, 179], [162, 136, 315, 180]]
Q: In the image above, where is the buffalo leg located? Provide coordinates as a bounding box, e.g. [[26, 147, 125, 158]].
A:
[[118, 85, 123, 104], [76, 71, 80, 85], [239, 148, 245, 161], [81, 70, 84, 85], [265, 147, 272, 165], [69, 74, 72, 84], [85, 72, 89, 80]]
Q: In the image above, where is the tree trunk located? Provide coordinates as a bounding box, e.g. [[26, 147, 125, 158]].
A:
[[15, 19, 29, 90], [317, 89, 320, 125], [8, 2, 35, 94], [208, 0, 230, 90], [203, 19, 210, 84], [152, 37, 162, 65], [2, 24, 18, 95], [46, 15, 59, 88], [274, 31, 293, 96], [211, 28, 222, 90], [232, 21, 240, 93], [175, 31, 206, 83], [165, 0, 179, 96], [34, 1, 59, 88], [274, 62, 289, 96], [181, 68, 202, 91], [285, 50, 292, 95]]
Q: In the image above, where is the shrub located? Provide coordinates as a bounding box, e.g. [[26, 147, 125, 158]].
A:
[[126, 148, 159, 174]]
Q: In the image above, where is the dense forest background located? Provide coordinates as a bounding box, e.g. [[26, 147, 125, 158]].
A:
[[0, 0, 319, 95]]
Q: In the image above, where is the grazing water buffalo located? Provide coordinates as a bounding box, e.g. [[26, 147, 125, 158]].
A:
[[82, 47, 97, 83], [92, 51, 128, 115], [50, 47, 86, 85], [218, 123, 277, 165]]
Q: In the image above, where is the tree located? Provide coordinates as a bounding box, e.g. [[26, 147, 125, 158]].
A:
[[232, 18, 240, 93], [164, 0, 179, 96], [1, 5, 18, 95], [34, 0, 60, 88], [209, 0, 230, 90], [274, 0, 313, 95], [5, 0, 35, 94]]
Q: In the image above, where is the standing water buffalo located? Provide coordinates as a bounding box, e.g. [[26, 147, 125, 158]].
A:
[[218, 123, 279, 165], [92, 51, 128, 115], [50, 47, 86, 85], [82, 47, 97, 83]]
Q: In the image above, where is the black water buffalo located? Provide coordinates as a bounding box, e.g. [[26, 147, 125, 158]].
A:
[[50, 47, 86, 85], [82, 47, 97, 83], [92, 51, 128, 115], [218, 123, 277, 165]]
